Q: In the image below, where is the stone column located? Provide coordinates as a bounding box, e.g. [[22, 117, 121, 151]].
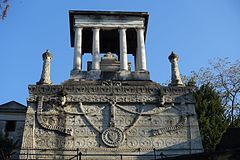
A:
[[37, 50, 52, 85], [135, 52, 139, 71], [119, 28, 128, 71], [168, 52, 184, 87], [136, 28, 147, 71], [73, 27, 83, 71], [92, 28, 100, 70]]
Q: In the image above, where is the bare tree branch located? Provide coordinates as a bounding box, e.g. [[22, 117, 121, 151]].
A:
[[0, 0, 10, 20], [189, 57, 240, 124]]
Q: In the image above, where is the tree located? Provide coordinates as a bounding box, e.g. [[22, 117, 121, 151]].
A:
[[0, 0, 10, 20], [194, 84, 229, 151], [191, 58, 240, 126], [0, 133, 18, 160]]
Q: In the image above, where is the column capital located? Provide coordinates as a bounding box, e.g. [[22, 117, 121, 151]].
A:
[[118, 28, 127, 31], [92, 27, 100, 31], [74, 26, 83, 31], [135, 27, 145, 31]]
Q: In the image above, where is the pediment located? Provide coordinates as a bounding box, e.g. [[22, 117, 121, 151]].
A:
[[0, 101, 27, 112]]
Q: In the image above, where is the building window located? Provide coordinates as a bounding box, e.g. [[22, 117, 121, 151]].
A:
[[5, 121, 16, 132]]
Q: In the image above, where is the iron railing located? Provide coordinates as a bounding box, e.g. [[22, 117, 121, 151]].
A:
[[12, 148, 203, 160]]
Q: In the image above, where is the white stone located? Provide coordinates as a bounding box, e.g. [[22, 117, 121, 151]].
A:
[[169, 52, 184, 86], [73, 27, 83, 71], [92, 28, 100, 70], [74, 15, 145, 28], [119, 28, 128, 71], [136, 28, 147, 71], [37, 50, 52, 85]]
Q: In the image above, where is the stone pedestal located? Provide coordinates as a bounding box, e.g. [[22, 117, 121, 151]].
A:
[[70, 69, 85, 80], [21, 81, 203, 159], [132, 71, 150, 80], [21, 11, 203, 160], [87, 70, 101, 80], [116, 70, 131, 80]]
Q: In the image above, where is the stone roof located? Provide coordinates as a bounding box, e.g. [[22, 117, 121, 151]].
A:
[[0, 101, 27, 113], [69, 10, 149, 55]]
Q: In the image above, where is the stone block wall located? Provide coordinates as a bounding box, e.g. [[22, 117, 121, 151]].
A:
[[20, 81, 203, 159]]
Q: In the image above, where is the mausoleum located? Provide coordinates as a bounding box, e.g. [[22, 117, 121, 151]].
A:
[[20, 10, 203, 159]]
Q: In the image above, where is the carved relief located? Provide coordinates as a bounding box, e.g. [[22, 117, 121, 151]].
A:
[[65, 138, 74, 148], [47, 138, 58, 148], [153, 139, 164, 148], [140, 138, 152, 148], [36, 97, 72, 135], [74, 138, 86, 148], [126, 128, 138, 136], [102, 127, 124, 147], [35, 138, 46, 147], [34, 94, 189, 150], [22, 81, 202, 157], [87, 139, 98, 147], [102, 81, 122, 86], [152, 116, 187, 136], [29, 84, 193, 97], [127, 138, 139, 148]]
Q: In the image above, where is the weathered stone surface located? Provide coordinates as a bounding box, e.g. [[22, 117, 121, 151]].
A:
[[21, 10, 203, 160], [168, 52, 184, 87], [21, 81, 203, 159], [37, 50, 52, 85]]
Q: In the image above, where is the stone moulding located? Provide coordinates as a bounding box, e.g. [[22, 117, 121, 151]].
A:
[[28, 84, 195, 106], [29, 94, 194, 105], [28, 84, 193, 96]]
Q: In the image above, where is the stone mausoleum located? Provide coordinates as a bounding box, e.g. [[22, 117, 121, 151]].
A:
[[20, 11, 203, 159]]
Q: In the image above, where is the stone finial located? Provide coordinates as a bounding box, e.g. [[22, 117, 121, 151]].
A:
[[168, 52, 184, 87], [37, 50, 52, 85]]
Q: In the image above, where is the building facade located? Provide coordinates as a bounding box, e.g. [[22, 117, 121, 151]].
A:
[[0, 101, 26, 148]]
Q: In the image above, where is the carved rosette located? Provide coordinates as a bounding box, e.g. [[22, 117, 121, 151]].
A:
[[101, 127, 124, 147]]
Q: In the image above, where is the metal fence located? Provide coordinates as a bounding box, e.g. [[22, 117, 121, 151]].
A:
[[12, 148, 202, 160]]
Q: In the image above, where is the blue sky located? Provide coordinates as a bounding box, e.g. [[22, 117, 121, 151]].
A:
[[0, 0, 240, 105]]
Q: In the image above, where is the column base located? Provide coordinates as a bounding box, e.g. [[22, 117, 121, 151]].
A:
[[132, 70, 150, 80], [169, 80, 185, 87], [36, 79, 52, 85], [70, 69, 86, 80], [100, 70, 150, 81], [87, 70, 101, 80], [116, 70, 131, 80]]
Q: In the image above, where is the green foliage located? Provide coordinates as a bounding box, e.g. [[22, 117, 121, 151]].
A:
[[194, 84, 229, 151], [0, 133, 18, 160], [190, 58, 240, 126], [232, 117, 240, 127]]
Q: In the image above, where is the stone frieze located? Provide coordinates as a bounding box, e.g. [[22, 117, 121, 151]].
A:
[[28, 83, 193, 97]]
